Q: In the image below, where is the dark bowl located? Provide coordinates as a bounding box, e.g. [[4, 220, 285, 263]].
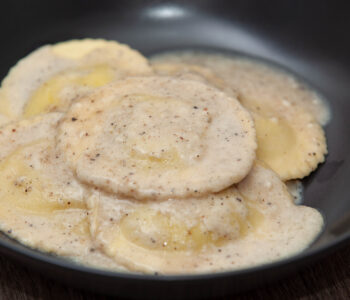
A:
[[0, 1, 349, 299]]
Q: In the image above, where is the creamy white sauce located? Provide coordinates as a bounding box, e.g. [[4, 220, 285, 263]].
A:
[[151, 51, 331, 126], [150, 50, 330, 206], [83, 164, 323, 274], [0, 46, 330, 275]]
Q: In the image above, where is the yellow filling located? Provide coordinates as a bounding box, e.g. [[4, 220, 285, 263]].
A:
[[255, 114, 296, 174], [120, 209, 216, 251], [130, 148, 185, 170], [24, 65, 114, 117], [0, 144, 84, 214], [118, 202, 264, 252]]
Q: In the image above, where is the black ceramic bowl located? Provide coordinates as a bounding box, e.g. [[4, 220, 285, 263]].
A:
[[0, 1, 349, 299]]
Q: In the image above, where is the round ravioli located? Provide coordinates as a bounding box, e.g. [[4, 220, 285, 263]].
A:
[[57, 76, 256, 200], [0, 39, 152, 119], [0, 114, 120, 270], [87, 186, 252, 274], [152, 53, 328, 180], [86, 164, 323, 274]]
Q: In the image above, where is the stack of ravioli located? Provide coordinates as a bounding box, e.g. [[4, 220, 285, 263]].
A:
[[0, 39, 328, 274]]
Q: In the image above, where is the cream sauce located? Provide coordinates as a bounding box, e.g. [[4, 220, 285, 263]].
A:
[[57, 77, 256, 200], [0, 45, 330, 274], [151, 51, 331, 125]]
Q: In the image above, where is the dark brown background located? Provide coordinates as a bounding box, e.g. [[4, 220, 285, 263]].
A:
[[0, 244, 349, 300]]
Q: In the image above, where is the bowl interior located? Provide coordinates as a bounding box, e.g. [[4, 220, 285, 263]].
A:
[[0, 0, 349, 298]]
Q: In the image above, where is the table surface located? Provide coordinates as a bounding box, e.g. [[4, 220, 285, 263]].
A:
[[0, 244, 349, 300]]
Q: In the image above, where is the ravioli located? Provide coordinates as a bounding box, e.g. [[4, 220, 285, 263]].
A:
[[248, 101, 327, 180], [86, 164, 323, 274], [57, 76, 256, 200], [0, 39, 152, 119], [87, 187, 249, 273], [151, 53, 328, 180], [0, 42, 328, 275], [0, 114, 121, 270]]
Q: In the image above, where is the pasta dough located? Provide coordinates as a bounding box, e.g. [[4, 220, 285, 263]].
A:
[[0, 114, 121, 270], [0, 39, 152, 119], [57, 76, 256, 200], [151, 52, 328, 180], [85, 164, 323, 274]]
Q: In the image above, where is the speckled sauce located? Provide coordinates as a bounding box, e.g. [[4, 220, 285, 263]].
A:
[[0, 42, 331, 275], [151, 51, 331, 126], [151, 52, 329, 182], [84, 164, 323, 274], [0, 114, 123, 271], [57, 77, 256, 200], [0, 39, 152, 121]]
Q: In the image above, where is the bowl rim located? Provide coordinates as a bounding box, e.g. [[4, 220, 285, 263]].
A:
[[0, 229, 349, 282]]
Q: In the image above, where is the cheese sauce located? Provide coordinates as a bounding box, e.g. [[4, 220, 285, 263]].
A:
[[0, 44, 330, 274]]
